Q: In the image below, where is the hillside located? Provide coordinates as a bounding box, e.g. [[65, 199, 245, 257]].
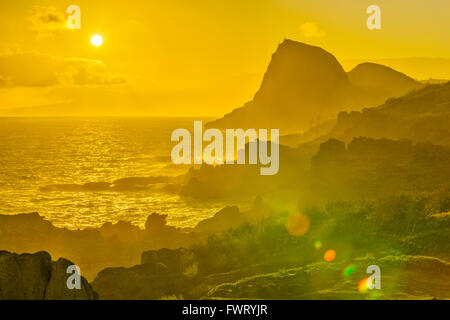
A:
[[348, 62, 422, 107], [328, 82, 450, 145]]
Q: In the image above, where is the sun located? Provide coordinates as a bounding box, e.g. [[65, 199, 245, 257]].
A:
[[90, 34, 103, 47]]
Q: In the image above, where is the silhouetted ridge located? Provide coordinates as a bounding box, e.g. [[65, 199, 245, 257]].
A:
[[208, 40, 422, 131], [348, 62, 421, 105], [208, 40, 350, 130], [329, 82, 450, 145]]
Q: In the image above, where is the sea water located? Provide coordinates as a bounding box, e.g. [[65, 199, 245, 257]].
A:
[[0, 117, 245, 229]]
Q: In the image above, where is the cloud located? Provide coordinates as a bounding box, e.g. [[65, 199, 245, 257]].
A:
[[0, 75, 7, 87], [58, 58, 128, 86], [29, 5, 67, 33], [0, 53, 127, 88], [299, 22, 326, 38]]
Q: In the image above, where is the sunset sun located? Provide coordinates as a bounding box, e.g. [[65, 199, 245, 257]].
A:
[[90, 34, 103, 47]]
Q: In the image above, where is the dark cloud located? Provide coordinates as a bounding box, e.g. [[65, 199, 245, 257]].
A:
[[29, 5, 66, 32], [41, 13, 63, 24]]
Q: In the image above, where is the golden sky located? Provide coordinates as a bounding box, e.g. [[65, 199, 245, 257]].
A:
[[0, 0, 449, 116]]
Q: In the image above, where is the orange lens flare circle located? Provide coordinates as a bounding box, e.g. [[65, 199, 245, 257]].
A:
[[285, 212, 310, 236], [324, 249, 336, 262], [358, 277, 369, 293]]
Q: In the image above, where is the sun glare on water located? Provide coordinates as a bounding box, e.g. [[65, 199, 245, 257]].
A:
[[90, 34, 103, 47]]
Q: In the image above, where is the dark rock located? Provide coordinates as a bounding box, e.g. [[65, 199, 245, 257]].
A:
[[92, 263, 191, 300], [208, 40, 421, 131], [0, 251, 97, 300], [0, 251, 51, 299], [141, 248, 193, 274], [45, 258, 97, 300]]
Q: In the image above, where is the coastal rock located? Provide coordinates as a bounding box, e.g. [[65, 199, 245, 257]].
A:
[[45, 258, 98, 300], [0, 251, 97, 300], [0, 212, 198, 281], [141, 248, 193, 274], [92, 263, 191, 300], [0, 251, 51, 299]]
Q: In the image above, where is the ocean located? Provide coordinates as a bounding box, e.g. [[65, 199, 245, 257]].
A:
[[0, 117, 244, 229]]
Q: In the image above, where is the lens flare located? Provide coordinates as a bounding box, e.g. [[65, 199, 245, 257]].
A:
[[285, 212, 310, 236], [314, 240, 322, 249], [324, 249, 336, 262], [358, 277, 369, 293], [343, 264, 356, 277]]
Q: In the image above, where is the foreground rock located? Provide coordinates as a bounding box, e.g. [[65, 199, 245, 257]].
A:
[[0, 251, 97, 300], [0, 212, 200, 280], [92, 262, 192, 300], [92, 250, 450, 300]]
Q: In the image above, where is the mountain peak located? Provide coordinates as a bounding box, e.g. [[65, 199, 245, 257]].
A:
[[349, 62, 420, 86], [208, 40, 350, 130], [208, 41, 421, 131], [278, 39, 320, 50], [348, 62, 422, 105]]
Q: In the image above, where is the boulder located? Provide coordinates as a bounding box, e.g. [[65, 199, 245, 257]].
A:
[[45, 258, 97, 300], [141, 248, 192, 274], [0, 251, 97, 300], [92, 263, 191, 300]]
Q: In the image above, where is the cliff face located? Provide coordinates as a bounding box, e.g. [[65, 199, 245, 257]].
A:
[[0, 251, 97, 300], [251, 40, 350, 127], [208, 40, 421, 131]]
